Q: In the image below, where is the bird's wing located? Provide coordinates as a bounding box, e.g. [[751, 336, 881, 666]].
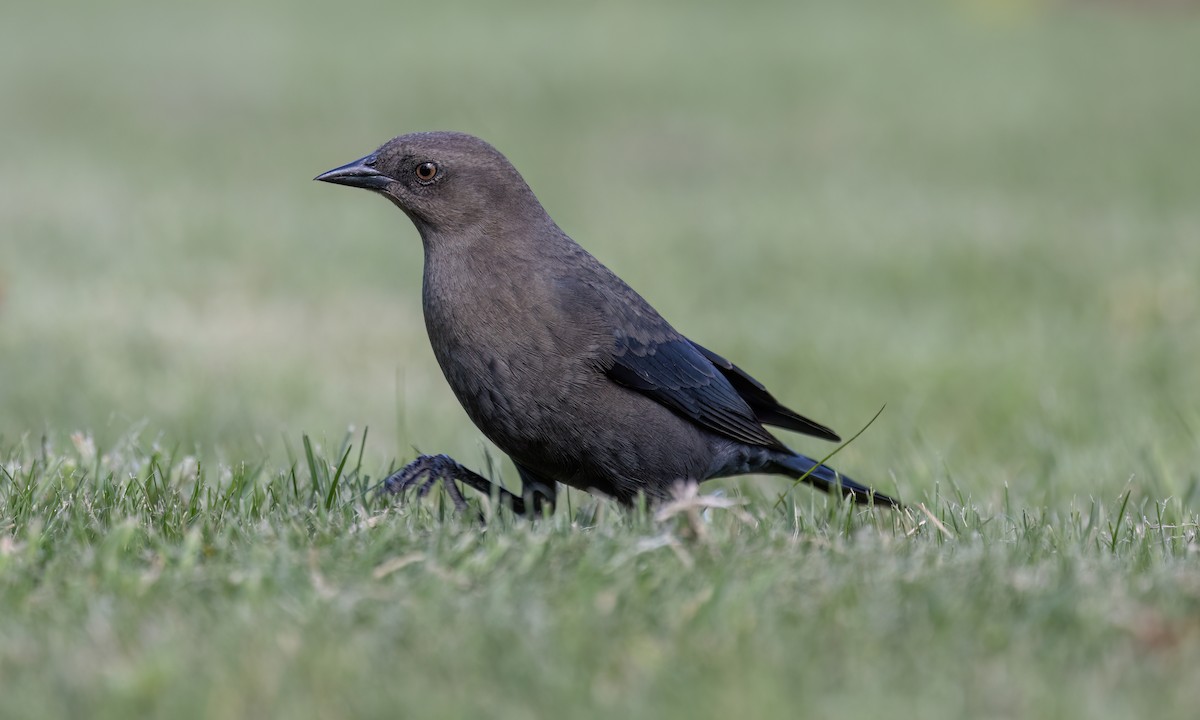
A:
[[558, 245, 832, 449], [605, 333, 789, 451], [690, 342, 841, 442]]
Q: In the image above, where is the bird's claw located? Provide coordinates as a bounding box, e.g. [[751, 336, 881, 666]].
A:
[[378, 454, 471, 512]]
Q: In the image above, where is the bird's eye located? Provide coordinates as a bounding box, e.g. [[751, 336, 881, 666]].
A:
[[415, 162, 438, 182]]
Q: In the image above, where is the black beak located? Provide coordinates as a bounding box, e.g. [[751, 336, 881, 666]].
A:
[[314, 154, 394, 190]]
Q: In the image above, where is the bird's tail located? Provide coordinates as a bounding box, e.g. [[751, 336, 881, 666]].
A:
[[772, 453, 899, 508]]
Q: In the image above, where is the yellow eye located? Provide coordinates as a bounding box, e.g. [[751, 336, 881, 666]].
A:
[[415, 162, 438, 182]]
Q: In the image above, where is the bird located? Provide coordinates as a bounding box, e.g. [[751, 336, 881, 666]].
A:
[[315, 131, 898, 515]]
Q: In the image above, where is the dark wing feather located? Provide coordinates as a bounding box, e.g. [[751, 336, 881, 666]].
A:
[[690, 341, 841, 443], [606, 335, 788, 451]]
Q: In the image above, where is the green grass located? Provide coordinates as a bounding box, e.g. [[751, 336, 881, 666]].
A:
[[2, 434, 1198, 719], [2, 0, 1200, 717]]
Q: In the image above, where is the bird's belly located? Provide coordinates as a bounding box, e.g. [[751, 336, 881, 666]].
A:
[[434, 340, 591, 457], [423, 284, 713, 500], [439, 350, 714, 500]]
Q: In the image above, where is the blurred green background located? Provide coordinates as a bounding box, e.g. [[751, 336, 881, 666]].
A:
[[3, 3, 1200, 719], [2, 0, 1198, 502]]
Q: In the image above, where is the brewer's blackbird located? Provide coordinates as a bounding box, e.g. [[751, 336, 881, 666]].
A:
[[316, 132, 897, 514]]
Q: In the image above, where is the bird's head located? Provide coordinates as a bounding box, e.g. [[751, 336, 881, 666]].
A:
[[315, 131, 547, 239]]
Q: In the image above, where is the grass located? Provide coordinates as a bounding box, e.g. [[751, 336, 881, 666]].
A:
[[2, 0, 1200, 717], [2, 432, 1197, 719]]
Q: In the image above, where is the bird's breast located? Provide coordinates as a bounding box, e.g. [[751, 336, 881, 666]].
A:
[[420, 252, 603, 455]]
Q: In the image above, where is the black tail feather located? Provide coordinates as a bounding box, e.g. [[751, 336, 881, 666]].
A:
[[774, 453, 899, 508]]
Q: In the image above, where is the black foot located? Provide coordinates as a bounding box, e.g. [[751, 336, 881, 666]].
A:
[[379, 454, 473, 511], [377, 454, 531, 515]]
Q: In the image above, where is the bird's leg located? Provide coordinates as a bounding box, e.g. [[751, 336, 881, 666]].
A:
[[514, 463, 557, 517], [378, 454, 531, 514]]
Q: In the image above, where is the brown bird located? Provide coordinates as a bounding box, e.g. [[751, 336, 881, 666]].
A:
[[316, 132, 897, 514]]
